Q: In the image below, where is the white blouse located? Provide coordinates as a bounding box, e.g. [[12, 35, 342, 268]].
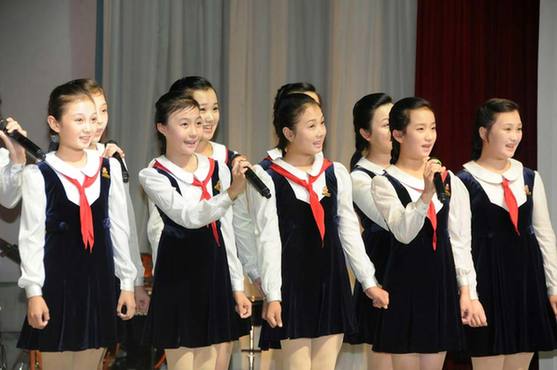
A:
[[247, 155, 378, 302], [462, 159, 557, 296], [350, 157, 388, 230], [96, 143, 145, 286], [0, 147, 24, 208], [146, 141, 232, 264], [18, 150, 137, 298], [372, 166, 479, 300], [139, 154, 244, 292]]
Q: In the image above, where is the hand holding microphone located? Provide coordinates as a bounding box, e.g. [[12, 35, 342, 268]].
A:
[[104, 140, 129, 183], [421, 157, 447, 204], [230, 154, 271, 199], [0, 116, 45, 162]]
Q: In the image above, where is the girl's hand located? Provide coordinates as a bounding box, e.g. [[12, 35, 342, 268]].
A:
[[365, 286, 389, 309], [102, 142, 125, 158], [265, 301, 283, 328], [0, 117, 27, 165], [27, 296, 50, 329], [134, 285, 150, 315], [233, 291, 252, 318], [227, 158, 251, 200], [421, 158, 446, 204], [117, 290, 136, 320]]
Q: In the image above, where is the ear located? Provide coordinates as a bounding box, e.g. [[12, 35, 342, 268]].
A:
[[156, 122, 167, 137], [359, 128, 372, 143], [392, 129, 404, 144], [478, 126, 488, 141], [47, 115, 61, 134], [282, 126, 294, 143]]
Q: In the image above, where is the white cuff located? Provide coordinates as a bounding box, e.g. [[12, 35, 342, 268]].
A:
[[25, 284, 43, 298]]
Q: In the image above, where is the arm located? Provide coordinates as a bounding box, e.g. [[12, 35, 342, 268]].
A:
[[246, 165, 282, 302], [123, 182, 145, 286], [232, 192, 260, 282], [146, 199, 163, 267], [139, 167, 234, 229], [108, 159, 137, 292], [531, 171, 557, 296], [17, 165, 46, 298], [335, 163, 378, 290], [447, 173, 479, 300], [371, 175, 429, 244], [0, 148, 24, 208], [350, 170, 388, 230]]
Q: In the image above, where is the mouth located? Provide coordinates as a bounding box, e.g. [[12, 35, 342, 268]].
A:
[[184, 139, 199, 147]]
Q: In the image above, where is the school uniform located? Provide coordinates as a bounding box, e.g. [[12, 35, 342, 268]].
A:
[[17, 150, 137, 351], [139, 154, 249, 349], [146, 141, 235, 269], [345, 158, 390, 345], [458, 159, 557, 356], [0, 147, 24, 208], [371, 166, 477, 353], [248, 155, 378, 344]]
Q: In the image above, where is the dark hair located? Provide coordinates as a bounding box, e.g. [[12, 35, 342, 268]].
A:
[[350, 93, 393, 170], [72, 78, 105, 97], [47, 80, 94, 151], [389, 97, 433, 164], [169, 76, 214, 96], [154, 91, 200, 154], [273, 93, 321, 151], [471, 98, 520, 160], [273, 82, 321, 115]]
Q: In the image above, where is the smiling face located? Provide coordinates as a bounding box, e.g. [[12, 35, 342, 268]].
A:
[[480, 110, 522, 160], [91, 93, 108, 145], [192, 88, 219, 142], [393, 107, 436, 161], [48, 97, 97, 151], [157, 106, 203, 157], [283, 103, 326, 156]]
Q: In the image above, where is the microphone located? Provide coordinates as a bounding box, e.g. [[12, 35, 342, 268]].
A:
[[245, 167, 271, 199], [105, 140, 129, 183], [430, 157, 447, 203], [0, 117, 46, 161], [231, 153, 271, 199]]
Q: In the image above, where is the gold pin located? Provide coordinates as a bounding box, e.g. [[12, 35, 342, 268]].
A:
[[524, 185, 531, 196], [101, 167, 110, 179], [322, 185, 331, 197], [444, 184, 451, 197], [214, 180, 221, 192]]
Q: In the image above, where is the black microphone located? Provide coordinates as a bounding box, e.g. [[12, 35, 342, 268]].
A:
[[105, 140, 129, 183], [433, 172, 447, 203], [245, 167, 271, 199], [0, 117, 46, 161]]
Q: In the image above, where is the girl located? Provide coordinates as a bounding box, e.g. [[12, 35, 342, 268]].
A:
[[139, 92, 251, 370], [457, 98, 557, 370], [345, 93, 394, 370], [74, 78, 149, 315], [16, 80, 136, 370], [0, 117, 26, 208], [370, 97, 486, 370], [248, 93, 389, 370]]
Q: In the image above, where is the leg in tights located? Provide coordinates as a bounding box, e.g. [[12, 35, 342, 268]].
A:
[[281, 338, 311, 370], [310, 334, 343, 370]]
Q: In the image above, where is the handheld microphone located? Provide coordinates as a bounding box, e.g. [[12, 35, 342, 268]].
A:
[[0, 117, 46, 161], [105, 140, 129, 183], [230, 153, 271, 199], [245, 167, 271, 199], [430, 158, 447, 203]]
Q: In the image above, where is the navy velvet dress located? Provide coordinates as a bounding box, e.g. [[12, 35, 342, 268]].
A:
[[458, 168, 557, 356], [373, 173, 465, 353], [18, 159, 119, 351], [345, 166, 391, 345], [259, 164, 357, 345], [143, 164, 249, 349]]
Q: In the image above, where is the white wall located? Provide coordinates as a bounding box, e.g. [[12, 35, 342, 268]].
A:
[[0, 0, 97, 282]]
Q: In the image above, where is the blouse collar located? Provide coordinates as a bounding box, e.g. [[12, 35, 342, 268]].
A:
[[155, 153, 212, 184], [355, 157, 386, 175], [463, 158, 522, 184], [46, 149, 102, 179]]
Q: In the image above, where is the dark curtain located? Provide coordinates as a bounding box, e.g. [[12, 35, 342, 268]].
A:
[[415, 0, 539, 171]]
